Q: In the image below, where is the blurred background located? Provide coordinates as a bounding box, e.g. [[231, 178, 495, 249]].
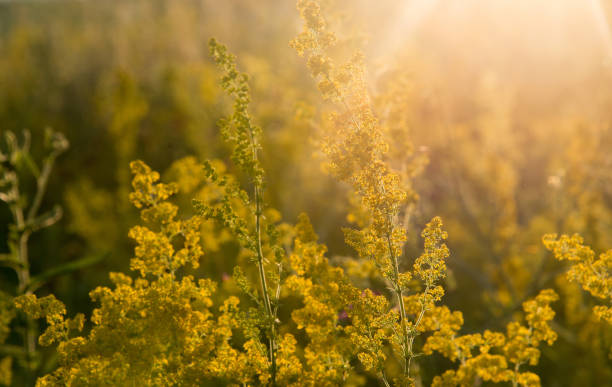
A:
[[1, 0, 612, 385]]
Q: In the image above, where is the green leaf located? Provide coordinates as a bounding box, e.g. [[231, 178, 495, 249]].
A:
[[26, 252, 109, 293], [19, 152, 40, 179], [0, 254, 23, 270], [0, 344, 25, 357]]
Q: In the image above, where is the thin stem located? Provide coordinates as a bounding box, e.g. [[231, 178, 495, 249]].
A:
[[17, 231, 32, 294], [273, 262, 283, 316], [27, 156, 56, 222], [387, 232, 410, 377], [17, 230, 36, 371], [512, 362, 521, 387], [254, 184, 277, 385], [380, 369, 392, 387], [9, 153, 60, 385], [12, 189, 36, 384], [223, 54, 279, 385], [406, 283, 429, 379]]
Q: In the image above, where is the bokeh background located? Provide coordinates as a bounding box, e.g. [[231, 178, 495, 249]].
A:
[[1, 0, 612, 385]]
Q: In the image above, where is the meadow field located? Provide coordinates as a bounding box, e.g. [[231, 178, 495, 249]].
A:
[[1, 1, 611, 386]]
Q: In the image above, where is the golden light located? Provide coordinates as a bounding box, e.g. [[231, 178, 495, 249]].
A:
[[358, 0, 612, 129], [588, 0, 612, 57]]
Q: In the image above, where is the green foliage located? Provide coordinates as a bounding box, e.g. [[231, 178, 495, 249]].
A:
[[0, 128, 75, 385]]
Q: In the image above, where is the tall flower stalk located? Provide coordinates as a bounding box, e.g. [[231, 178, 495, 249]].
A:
[[200, 39, 281, 384], [292, 1, 448, 384]]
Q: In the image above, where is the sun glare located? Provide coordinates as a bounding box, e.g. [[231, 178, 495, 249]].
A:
[[589, 0, 612, 57], [377, 0, 612, 64]]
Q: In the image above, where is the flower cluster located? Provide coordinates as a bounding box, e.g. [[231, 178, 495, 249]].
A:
[[13, 161, 226, 386], [128, 160, 203, 276], [283, 213, 352, 385], [208, 38, 264, 186], [543, 234, 611, 324], [424, 289, 558, 387]]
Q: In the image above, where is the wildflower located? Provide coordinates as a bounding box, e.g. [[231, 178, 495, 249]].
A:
[[543, 234, 611, 324], [293, 1, 449, 384]]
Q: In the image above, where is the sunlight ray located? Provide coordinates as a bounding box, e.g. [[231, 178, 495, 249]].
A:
[[588, 0, 612, 57]]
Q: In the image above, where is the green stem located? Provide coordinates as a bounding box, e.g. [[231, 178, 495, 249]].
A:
[[380, 369, 392, 387], [387, 232, 410, 378], [13, 204, 36, 384], [12, 155, 58, 384], [254, 185, 277, 385], [27, 156, 55, 221], [512, 362, 521, 387], [406, 283, 429, 380]]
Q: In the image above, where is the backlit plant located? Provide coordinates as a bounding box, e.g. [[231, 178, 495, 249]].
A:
[[4, 1, 609, 386]]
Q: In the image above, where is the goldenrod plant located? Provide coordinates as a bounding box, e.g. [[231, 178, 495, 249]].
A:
[[543, 234, 611, 325], [290, 1, 560, 385], [3, 0, 612, 386]]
